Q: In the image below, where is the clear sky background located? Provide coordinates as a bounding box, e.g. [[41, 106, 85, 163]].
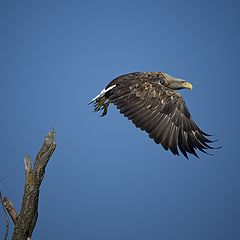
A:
[[0, 0, 240, 239]]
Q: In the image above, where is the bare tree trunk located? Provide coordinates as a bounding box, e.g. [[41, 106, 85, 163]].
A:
[[1, 130, 56, 240]]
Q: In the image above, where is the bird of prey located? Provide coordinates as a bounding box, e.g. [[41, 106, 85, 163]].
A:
[[89, 72, 218, 159]]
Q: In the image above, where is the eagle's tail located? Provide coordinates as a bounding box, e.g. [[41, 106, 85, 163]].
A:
[[89, 84, 116, 117]]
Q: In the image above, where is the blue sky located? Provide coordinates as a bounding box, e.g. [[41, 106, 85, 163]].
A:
[[0, 0, 240, 239]]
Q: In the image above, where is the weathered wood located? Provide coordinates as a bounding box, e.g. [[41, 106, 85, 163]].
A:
[[2, 196, 17, 224], [2, 130, 56, 240], [0, 191, 10, 240]]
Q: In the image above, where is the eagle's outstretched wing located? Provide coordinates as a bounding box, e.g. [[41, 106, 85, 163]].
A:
[[107, 74, 214, 159]]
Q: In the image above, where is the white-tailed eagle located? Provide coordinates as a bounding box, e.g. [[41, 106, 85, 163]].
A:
[[89, 72, 219, 159]]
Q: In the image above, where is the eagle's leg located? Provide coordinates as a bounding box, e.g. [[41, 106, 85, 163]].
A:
[[101, 100, 110, 117], [93, 97, 110, 117], [93, 97, 106, 112]]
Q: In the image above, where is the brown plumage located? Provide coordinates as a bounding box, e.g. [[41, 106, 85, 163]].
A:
[[89, 72, 219, 159]]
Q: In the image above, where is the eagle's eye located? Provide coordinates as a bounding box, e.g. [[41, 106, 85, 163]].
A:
[[159, 79, 165, 84]]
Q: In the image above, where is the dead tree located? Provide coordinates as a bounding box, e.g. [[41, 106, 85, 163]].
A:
[[1, 130, 56, 240]]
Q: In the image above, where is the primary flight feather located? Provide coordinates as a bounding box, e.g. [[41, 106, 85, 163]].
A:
[[89, 72, 218, 159]]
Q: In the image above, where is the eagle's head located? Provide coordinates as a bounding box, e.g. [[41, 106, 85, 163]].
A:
[[161, 73, 193, 90]]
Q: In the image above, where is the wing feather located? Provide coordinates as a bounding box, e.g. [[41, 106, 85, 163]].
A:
[[106, 73, 216, 158]]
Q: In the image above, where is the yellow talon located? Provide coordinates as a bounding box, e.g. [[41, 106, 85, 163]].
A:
[[93, 97, 110, 117]]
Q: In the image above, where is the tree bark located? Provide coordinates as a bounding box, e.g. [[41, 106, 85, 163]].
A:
[[2, 130, 56, 240]]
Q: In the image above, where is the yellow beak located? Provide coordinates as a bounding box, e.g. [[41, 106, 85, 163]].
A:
[[183, 82, 193, 90]]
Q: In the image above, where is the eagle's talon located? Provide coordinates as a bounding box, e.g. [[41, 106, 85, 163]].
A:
[[100, 102, 110, 117], [92, 98, 110, 117]]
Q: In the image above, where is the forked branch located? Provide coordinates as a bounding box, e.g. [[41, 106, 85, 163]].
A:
[[2, 130, 56, 240]]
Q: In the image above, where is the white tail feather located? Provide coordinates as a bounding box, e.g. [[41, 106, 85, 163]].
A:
[[89, 84, 116, 104]]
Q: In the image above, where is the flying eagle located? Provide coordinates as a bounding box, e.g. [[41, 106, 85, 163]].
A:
[[89, 72, 218, 159]]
